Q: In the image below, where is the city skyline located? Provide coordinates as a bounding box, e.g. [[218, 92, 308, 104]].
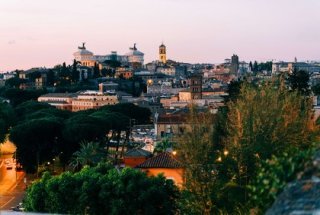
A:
[[1, 0, 320, 71]]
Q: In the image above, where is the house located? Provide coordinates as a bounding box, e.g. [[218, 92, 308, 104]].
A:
[[154, 113, 187, 139], [136, 152, 184, 187], [123, 148, 152, 168]]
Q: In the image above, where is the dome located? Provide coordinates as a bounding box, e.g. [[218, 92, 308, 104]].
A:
[[159, 43, 166, 48], [125, 43, 144, 56], [73, 43, 93, 57], [73, 49, 93, 56], [126, 49, 144, 56]]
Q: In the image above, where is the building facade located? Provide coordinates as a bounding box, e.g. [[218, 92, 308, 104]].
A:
[[159, 43, 167, 64]]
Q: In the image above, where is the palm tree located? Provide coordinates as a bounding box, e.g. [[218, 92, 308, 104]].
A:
[[69, 141, 105, 171]]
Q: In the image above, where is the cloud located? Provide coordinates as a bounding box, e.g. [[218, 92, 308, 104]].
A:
[[8, 40, 16, 45]]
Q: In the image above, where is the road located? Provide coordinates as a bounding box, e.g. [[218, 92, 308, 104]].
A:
[[0, 140, 26, 211]]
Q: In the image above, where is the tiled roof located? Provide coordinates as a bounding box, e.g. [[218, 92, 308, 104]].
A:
[[124, 148, 152, 158], [136, 152, 183, 168]]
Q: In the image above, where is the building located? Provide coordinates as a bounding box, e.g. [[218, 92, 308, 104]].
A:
[[73, 43, 144, 69], [156, 65, 175, 76], [137, 152, 184, 187], [115, 67, 133, 79], [72, 91, 118, 112], [38, 93, 77, 111], [125, 43, 144, 68], [230, 54, 239, 75], [178, 74, 202, 101], [159, 43, 167, 64], [123, 148, 152, 168], [73, 43, 96, 67], [38, 91, 118, 112], [154, 112, 187, 139]]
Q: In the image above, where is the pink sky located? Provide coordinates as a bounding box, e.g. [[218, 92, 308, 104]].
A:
[[1, 0, 320, 71]]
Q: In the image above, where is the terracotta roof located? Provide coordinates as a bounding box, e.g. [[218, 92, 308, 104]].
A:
[[124, 148, 152, 158], [136, 152, 183, 168]]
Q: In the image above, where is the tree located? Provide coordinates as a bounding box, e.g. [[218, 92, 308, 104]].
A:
[[69, 141, 105, 171], [10, 117, 63, 173], [226, 79, 243, 101], [5, 77, 24, 88], [253, 61, 258, 73], [46, 69, 55, 86], [0, 103, 15, 143], [14, 101, 53, 122], [71, 59, 79, 83], [3, 88, 47, 107], [176, 108, 219, 214], [58, 62, 71, 86], [248, 147, 315, 213], [24, 164, 179, 214], [222, 79, 318, 210], [93, 62, 100, 78], [101, 103, 151, 125], [288, 69, 310, 95]]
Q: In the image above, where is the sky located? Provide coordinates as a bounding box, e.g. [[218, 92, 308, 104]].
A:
[[0, 0, 320, 71]]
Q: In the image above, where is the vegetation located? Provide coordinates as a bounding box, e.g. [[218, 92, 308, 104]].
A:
[[2, 69, 318, 214], [8, 102, 151, 173], [288, 69, 310, 95], [0, 103, 15, 143], [175, 78, 319, 214], [24, 164, 179, 214], [177, 109, 218, 214]]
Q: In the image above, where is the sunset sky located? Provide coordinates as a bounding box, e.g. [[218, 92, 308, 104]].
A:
[[1, 0, 320, 71]]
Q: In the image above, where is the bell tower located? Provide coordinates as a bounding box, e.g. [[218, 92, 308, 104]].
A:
[[159, 43, 167, 64]]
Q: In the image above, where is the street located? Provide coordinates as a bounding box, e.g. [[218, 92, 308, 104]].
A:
[[0, 140, 26, 211]]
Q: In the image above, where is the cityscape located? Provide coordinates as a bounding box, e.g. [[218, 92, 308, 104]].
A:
[[1, 0, 320, 214]]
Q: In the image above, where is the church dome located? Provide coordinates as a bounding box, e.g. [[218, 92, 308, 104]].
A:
[[73, 43, 93, 57], [125, 43, 144, 56]]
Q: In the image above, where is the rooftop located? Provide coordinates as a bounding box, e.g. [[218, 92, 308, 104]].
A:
[[137, 152, 183, 169], [124, 148, 152, 158]]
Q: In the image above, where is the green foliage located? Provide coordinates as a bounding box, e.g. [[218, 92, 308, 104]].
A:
[[10, 117, 63, 173], [177, 108, 219, 214], [0, 103, 15, 143], [2, 88, 47, 107], [219, 79, 318, 212], [248, 148, 315, 213], [312, 83, 320, 96], [70, 141, 106, 170], [251, 61, 272, 73], [5, 77, 25, 88], [288, 69, 310, 95], [24, 164, 179, 214], [154, 138, 174, 153], [14, 101, 53, 122], [227, 80, 243, 101], [101, 103, 151, 124]]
